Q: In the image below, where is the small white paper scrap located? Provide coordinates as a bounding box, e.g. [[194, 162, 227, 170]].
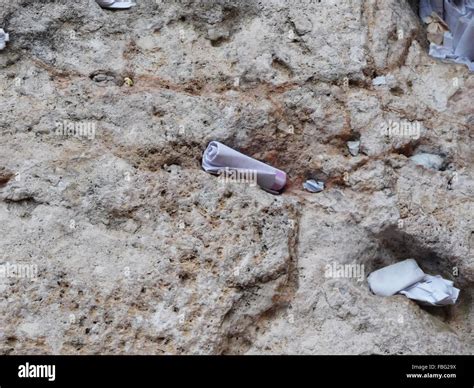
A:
[[0, 29, 9, 51], [303, 179, 324, 193]]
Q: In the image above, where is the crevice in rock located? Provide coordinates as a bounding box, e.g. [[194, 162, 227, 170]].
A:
[[0, 168, 14, 188], [376, 225, 459, 282], [362, 225, 473, 331], [271, 56, 294, 80], [89, 70, 122, 86], [105, 141, 203, 173]]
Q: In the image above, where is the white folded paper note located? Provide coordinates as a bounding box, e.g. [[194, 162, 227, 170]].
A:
[[368, 259, 460, 305], [202, 141, 287, 192], [367, 259, 426, 297], [420, 0, 474, 70]]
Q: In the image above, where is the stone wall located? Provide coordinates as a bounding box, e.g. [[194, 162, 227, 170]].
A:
[[0, 0, 472, 354]]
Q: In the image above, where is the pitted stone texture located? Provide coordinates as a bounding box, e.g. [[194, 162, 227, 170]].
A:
[[0, 158, 299, 354], [0, 0, 472, 354]]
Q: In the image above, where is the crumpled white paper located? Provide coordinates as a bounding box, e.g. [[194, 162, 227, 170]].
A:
[[367, 259, 459, 305], [420, 0, 474, 71], [202, 141, 287, 193], [0, 29, 9, 51], [410, 153, 444, 170], [400, 275, 460, 306]]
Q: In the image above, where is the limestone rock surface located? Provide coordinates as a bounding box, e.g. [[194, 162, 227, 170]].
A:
[[0, 0, 472, 354]]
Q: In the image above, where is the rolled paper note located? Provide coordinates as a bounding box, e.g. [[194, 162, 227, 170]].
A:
[[202, 141, 287, 192], [367, 259, 426, 297], [96, 0, 136, 9]]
